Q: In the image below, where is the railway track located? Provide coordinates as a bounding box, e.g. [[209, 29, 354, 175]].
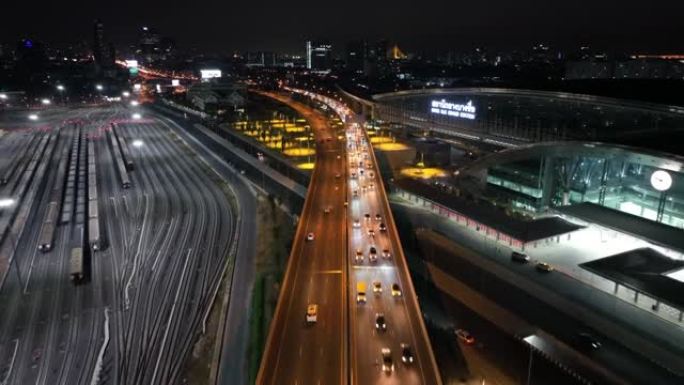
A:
[[0, 106, 238, 385]]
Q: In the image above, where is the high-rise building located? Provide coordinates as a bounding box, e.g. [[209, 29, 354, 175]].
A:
[[368, 40, 388, 61], [247, 51, 276, 67], [346, 40, 366, 73], [306, 40, 332, 72], [92, 19, 115, 69], [93, 19, 106, 65], [137, 26, 174, 64]]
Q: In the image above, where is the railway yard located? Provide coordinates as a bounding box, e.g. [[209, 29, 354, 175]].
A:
[[0, 106, 238, 385]]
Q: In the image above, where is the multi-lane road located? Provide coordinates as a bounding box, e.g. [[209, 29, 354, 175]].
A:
[[257, 90, 441, 385], [345, 120, 441, 385], [256, 92, 349, 385], [0, 104, 245, 385]]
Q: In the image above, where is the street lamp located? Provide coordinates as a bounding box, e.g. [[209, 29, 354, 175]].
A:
[[95, 84, 104, 91], [122, 91, 130, 98], [257, 152, 267, 190], [130, 100, 140, 107], [41, 98, 51, 105], [132, 139, 144, 147], [0, 93, 7, 100], [28, 114, 38, 121], [132, 113, 142, 120], [56, 85, 67, 105], [0, 198, 15, 208]]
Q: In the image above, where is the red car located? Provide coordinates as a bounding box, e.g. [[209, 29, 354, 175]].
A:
[[455, 329, 475, 345]]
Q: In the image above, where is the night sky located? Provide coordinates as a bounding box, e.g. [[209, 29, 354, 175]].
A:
[[2, 0, 683, 53]]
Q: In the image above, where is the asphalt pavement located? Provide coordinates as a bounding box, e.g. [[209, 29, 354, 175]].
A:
[[257, 91, 441, 385], [257, 93, 349, 385], [345, 121, 441, 385]]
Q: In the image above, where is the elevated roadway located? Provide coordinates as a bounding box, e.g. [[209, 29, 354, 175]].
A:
[[344, 111, 442, 385], [256, 92, 349, 385], [257, 88, 442, 385]]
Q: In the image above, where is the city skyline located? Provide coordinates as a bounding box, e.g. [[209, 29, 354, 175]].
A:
[[2, 3, 684, 385], [1, 0, 684, 52]]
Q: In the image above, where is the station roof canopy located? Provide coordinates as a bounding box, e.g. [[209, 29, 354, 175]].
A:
[[395, 178, 582, 243], [581, 248, 684, 310], [558, 202, 684, 253]]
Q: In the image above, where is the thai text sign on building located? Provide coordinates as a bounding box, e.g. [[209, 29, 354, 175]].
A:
[[430, 99, 476, 120]]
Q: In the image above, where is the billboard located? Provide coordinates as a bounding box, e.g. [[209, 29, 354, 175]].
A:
[[125, 60, 140, 76], [200, 69, 222, 79]]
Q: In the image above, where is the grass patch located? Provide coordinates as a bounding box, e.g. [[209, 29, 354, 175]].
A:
[[181, 258, 234, 384], [246, 195, 295, 383], [247, 273, 265, 383]]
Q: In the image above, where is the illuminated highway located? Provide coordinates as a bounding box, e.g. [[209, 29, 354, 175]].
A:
[[345, 117, 442, 385], [257, 89, 441, 385], [256, 92, 348, 385]]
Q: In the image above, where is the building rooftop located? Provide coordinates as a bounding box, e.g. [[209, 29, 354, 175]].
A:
[[558, 202, 684, 253], [394, 178, 582, 243], [581, 247, 684, 309]]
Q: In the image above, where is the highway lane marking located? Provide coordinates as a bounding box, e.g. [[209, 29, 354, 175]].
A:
[[351, 265, 395, 271]]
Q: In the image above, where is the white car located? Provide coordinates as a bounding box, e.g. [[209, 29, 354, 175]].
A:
[[372, 281, 382, 294], [353, 219, 361, 228], [536, 262, 554, 272], [306, 232, 315, 241]]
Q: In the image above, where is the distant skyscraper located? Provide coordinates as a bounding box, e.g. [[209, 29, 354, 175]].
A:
[[306, 40, 332, 72], [247, 51, 276, 67], [137, 26, 174, 64], [346, 40, 366, 73], [93, 19, 106, 65], [368, 40, 389, 61], [92, 19, 115, 70]]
